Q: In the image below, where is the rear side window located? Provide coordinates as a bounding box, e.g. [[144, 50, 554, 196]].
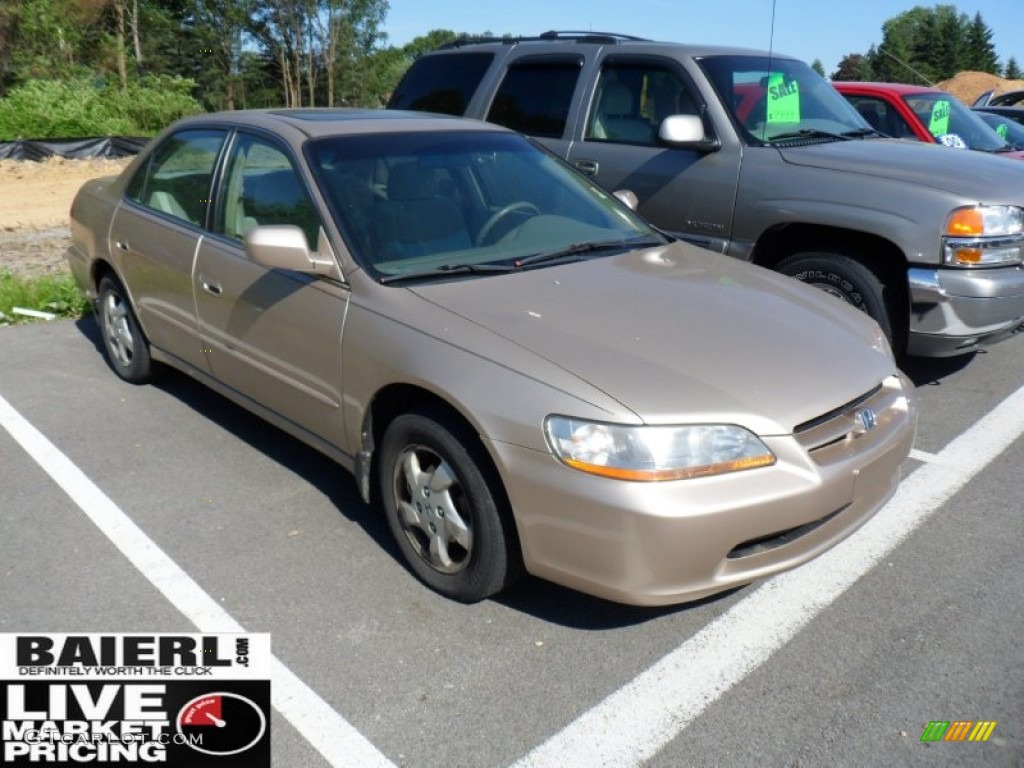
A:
[[126, 129, 226, 225], [487, 58, 583, 138], [389, 52, 493, 115]]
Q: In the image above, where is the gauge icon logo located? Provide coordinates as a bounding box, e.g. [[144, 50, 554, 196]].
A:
[[176, 691, 267, 756]]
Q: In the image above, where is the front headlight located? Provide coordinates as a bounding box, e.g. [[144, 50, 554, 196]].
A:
[[942, 205, 1024, 267], [544, 417, 776, 482]]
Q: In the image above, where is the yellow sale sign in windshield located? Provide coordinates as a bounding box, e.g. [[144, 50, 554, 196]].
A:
[[766, 73, 800, 123], [929, 100, 951, 137]]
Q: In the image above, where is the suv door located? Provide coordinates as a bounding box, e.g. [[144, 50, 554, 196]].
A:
[[564, 55, 740, 252], [193, 131, 348, 447]]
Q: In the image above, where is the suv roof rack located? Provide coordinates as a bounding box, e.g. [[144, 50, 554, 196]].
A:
[[439, 30, 650, 50]]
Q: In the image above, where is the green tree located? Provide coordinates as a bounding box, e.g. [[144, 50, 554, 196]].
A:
[[963, 11, 999, 73], [810, 58, 825, 77], [863, 5, 1001, 84], [1006, 57, 1022, 80], [831, 53, 868, 81]]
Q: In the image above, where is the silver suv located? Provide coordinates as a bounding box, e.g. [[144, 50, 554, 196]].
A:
[[390, 31, 1024, 357]]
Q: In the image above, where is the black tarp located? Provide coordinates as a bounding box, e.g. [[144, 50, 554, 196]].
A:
[[0, 136, 149, 161]]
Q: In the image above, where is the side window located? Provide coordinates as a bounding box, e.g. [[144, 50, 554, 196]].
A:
[[845, 95, 918, 140], [388, 52, 494, 115], [219, 134, 322, 249], [486, 58, 582, 138], [126, 130, 225, 225], [587, 63, 695, 145]]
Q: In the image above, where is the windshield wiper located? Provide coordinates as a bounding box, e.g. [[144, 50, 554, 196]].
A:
[[841, 127, 886, 138], [513, 238, 664, 268], [767, 128, 852, 142], [379, 262, 515, 284]]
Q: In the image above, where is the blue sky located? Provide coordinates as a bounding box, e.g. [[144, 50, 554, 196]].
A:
[[382, 0, 1024, 78]]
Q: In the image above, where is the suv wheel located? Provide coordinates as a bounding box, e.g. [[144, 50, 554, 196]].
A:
[[777, 252, 895, 349]]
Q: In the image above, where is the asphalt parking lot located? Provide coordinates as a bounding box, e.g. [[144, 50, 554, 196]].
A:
[[2, 316, 1022, 767]]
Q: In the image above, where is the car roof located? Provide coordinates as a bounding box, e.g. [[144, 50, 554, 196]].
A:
[[429, 33, 793, 61], [833, 82, 945, 96], [169, 108, 512, 140]]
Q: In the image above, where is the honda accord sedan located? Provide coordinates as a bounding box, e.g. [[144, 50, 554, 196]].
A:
[[67, 110, 917, 606]]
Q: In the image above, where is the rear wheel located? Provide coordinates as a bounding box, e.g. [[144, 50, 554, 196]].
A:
[[378, 409, 521, 602], [777, 252, 895, 348], [98, 275, 156, 383]]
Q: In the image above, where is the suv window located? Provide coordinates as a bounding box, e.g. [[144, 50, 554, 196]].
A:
[[486, 57, 583, 138], [126, 129, 226, 225], [219, 133, 321, 248], [587, 61, 696, 145], [389, 52, 493, 115]]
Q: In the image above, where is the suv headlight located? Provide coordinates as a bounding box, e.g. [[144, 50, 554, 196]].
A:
[[942, 205, 1024, 267], [544, 417, 776, 482]]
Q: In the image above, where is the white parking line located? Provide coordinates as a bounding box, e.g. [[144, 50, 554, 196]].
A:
[[908, 448, 939, 463], [0, 393, 395, 768], [515, 384, 1024, 768]]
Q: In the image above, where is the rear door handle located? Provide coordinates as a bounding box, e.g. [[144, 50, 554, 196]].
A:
[[201, 278, 222, 296], [575, 160, 599, 176], [115, 241, 129, 252]]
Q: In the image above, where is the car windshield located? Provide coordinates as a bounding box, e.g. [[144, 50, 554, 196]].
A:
[[306, 130, 661, 281], [976, 111, 1024, 150], [901, 92, 1010, 152], [698, 55, 871, 145]]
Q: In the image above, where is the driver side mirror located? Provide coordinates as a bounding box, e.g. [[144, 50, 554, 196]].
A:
[[613, 190, 639, 210], [244, 225, 340, 280], [659, 115, 721, 152]]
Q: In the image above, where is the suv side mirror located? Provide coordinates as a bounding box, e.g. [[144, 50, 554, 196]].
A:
[[659, 115, 720, 152], [244, 225, 340, 280]]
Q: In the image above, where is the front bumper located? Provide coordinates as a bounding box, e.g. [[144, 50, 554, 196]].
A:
[[488, 374, 917, 606], [907, 265, 1024, 356]]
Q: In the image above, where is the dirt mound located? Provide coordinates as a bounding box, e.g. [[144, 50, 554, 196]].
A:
[[0, 156, 131, 278], [935, 70, 1024, 104]]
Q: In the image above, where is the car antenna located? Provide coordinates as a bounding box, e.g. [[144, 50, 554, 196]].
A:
[[764, 0, 777, 132], [876, 46, 936, 86]]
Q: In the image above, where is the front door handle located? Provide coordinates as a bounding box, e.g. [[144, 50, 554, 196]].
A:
[[575, 159, 599, 176], [201, 278, 222, 297]]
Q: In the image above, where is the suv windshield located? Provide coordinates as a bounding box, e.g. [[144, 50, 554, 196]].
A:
[[307, 131, 661, 281], [902, 92, 1010, 152], [698, 55, 870, 145]]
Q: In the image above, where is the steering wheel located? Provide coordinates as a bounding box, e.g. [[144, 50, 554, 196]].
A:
[[476, 201, 540, 246]]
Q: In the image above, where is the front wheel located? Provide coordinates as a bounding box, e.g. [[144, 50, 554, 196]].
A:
[[777, 252, 895, 348], [97, 275, 156, 383], [378, 410, 521, 602]]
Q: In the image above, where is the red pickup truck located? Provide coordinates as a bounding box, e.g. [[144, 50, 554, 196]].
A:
[[834, 81, 1024, 160]]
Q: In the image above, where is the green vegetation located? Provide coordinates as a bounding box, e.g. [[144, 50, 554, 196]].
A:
[[0, 75, 201, 139], [831, 4, 1005, 83], [0, 1, 487, 138], [0, 271, 91, 326]]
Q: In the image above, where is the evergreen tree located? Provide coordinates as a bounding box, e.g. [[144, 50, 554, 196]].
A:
[[831, 54, 865, 81], [1006, 57, 1022, 80], [811, 58, 825, 78], [963, 11, 999, 73]]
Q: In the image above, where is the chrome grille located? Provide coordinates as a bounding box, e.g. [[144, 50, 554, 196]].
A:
[[794, 380, 904, 457]]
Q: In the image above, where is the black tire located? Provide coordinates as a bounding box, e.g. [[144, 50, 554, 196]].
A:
[[97, 275, 156, 384], [378, 409, 521, 602], [777, 252, 895, 347]]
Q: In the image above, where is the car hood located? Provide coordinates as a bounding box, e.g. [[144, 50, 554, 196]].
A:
[[779, 139, 1024, 201], [409, 242, 894, 435]]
